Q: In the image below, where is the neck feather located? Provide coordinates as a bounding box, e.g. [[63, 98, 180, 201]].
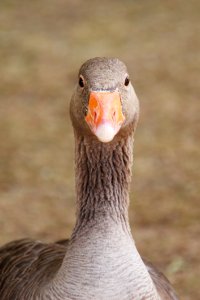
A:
[[72, 131, 133, 235], [41, 130, 160, 300]]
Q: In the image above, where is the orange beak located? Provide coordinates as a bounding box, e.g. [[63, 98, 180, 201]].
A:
[[85, 91, 125, 142]]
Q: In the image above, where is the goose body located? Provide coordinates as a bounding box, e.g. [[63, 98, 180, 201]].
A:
[[0, 57, 179, 300]]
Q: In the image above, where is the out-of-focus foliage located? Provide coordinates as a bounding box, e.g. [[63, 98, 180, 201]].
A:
[[0, 1, 199, 299]]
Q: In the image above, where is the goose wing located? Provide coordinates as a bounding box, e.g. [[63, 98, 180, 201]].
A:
[[0, 239, 65, 299], [143, 258, 179, 300]]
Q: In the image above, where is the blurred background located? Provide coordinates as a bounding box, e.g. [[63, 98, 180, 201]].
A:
[[0, 0, 199, 298]]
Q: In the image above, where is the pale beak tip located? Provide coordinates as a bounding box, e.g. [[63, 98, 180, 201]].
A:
[[95, 123, 117, 143]]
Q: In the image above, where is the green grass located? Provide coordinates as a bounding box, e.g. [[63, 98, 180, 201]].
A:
[[0, 0, 200, 298]]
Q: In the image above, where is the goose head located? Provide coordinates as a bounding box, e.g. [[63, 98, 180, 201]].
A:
[[70, 57, 139, 143]]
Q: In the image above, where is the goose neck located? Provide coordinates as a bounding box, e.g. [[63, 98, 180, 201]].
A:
[[73, 132, 134, 235], [40, 132, 160, 300]]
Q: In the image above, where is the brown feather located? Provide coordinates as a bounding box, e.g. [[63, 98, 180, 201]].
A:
[[0, 239, 65, 299], [0, 239, 178, 299]]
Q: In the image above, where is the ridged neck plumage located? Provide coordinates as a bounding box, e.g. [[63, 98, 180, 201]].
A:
[[72, 130, 133, 237], [41, 130, 160, 300]]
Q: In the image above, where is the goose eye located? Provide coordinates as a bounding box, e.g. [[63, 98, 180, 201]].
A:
[[79, 76, 85, 88], [124, 76, 130, 86]]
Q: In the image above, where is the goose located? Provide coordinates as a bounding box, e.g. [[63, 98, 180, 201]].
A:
[[0, 57, 179, 300]]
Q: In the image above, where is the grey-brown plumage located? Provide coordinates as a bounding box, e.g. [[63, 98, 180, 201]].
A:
[[0, 57, 179, 300], [0, 239, 178, 299], [0, 239, 64, 299]]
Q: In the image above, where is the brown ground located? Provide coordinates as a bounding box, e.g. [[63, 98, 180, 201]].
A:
[[0, 0, 200, 299]]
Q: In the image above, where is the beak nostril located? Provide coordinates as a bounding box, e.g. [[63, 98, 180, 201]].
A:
[[112, 111, 116, 121], [94, 110, 97, 122]]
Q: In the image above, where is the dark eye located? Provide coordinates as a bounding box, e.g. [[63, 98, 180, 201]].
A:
[[79, 76, 84, 88], [124, 76, 130, 86]]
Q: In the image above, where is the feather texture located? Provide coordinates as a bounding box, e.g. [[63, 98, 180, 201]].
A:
[[0, 239, 178, 299], [0, 58, 179, 299], [0, 239, 65, 299]]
